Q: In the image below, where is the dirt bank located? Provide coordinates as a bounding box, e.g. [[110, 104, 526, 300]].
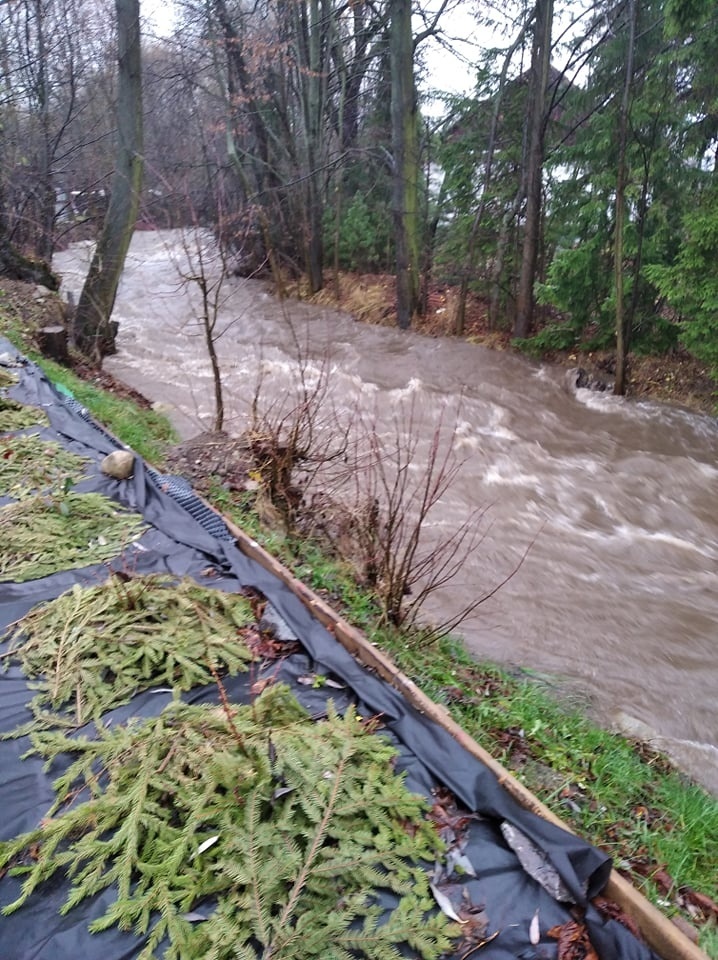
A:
[[288, 272, 717, 417]]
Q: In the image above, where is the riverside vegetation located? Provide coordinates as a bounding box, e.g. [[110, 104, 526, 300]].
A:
[[1, 281, 717, 956]]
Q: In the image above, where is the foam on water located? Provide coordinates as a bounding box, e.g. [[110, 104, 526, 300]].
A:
[[54, 231, 718, 795]]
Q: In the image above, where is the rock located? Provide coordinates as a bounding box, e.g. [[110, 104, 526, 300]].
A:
[[611, 711, 658, 742], [101, 450, 135, 480], [575, 367, 610, 392]]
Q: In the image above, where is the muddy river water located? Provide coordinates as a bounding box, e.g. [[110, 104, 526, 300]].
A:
[[55, 231, 718, 795]]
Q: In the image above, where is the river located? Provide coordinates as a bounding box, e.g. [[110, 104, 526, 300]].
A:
[[54, 231, 718, 795]]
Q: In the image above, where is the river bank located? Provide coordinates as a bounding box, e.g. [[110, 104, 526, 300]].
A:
[[1, 275, 717, 955], [286, 270, 717, 417], [10, 242, 718, 796]]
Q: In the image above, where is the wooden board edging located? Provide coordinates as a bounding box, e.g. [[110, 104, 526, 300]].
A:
[[221, 516, 708, 960]]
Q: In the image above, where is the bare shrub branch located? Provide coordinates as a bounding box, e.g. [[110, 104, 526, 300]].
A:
[[243, 325, 352, 529], [338, 396, 537, 637]]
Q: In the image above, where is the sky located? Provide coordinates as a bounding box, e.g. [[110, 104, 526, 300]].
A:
[[141, 0, 499, 113]]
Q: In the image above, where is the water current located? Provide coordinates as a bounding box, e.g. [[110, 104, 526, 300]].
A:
[[54, 231, 718, 795]]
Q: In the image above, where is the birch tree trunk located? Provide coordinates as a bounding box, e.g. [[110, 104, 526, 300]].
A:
[[73, 0, 143, 362]]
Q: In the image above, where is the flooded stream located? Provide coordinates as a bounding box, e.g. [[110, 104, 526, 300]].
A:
[[55, 231, 718, 794]]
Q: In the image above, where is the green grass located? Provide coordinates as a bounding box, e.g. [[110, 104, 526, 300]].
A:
[[30, 355, 176, 464], [0, 289, 176, 464], [3, 287, 717, 954]]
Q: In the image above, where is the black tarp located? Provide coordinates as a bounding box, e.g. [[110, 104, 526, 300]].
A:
[[0, 339, 660, 960]]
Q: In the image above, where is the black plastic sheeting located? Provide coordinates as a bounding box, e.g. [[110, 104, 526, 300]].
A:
[[0, 340, 661, 960]]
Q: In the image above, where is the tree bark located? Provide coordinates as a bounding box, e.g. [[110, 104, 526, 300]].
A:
[[390, 0, 420, 330], [38, 325, 69, 364], [514, 0, 553, 339], [73, 0, 143, 362], [613, 0, 637, 396]]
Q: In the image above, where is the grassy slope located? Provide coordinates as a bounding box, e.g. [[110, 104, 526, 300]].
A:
[[2, 282, 716, 955]]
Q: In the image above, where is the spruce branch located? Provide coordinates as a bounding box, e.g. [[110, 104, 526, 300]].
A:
[[1, 689, 456, 960], [1, 575, 256, 731]]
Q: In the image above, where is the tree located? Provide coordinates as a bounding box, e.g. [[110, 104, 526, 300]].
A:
[[646, 0, 718, 378], [390, 0, 421, 329], [200, 0, 392, 292], [73, 0, 143, 361], [0, 0, 116, 262], [514, 0, 554, 339], [534, 0, 698, 366], [613, 0, 638, 395]]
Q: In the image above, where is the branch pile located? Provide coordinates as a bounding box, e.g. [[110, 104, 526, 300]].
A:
[[1, 574, 256, 729], [0, 434, 89, 500], [1, 686, 454, 960], [0, 491, 146, 581]]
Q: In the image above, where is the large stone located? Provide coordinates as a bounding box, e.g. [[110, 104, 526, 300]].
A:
[[101, 450, 135, 480]]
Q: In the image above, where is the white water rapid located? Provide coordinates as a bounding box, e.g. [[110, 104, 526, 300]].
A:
[[55, 231, 718, 795]]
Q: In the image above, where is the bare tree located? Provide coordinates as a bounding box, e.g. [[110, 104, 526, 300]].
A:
[[74, 0, 143, 361], [245, 329, 350, 529], [340, 398, 532, 634], [172, 227, 237, 432]]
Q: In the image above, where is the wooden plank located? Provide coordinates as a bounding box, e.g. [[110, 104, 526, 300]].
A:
[[223, 515, 709, 960]]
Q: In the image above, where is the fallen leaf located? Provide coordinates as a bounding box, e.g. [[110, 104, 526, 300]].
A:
[[242, 625, 299, 660], [679, 886, 718, 921], [592, 896, 642, 939], [430, 883, 467, 924], [501, 821, 573, 902], [195, 835, 220, 857], [446, 849, 477, 878], [529, 908, 540, 945], [548, 919, 599, 960]]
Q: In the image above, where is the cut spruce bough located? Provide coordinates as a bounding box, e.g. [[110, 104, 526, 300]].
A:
[[0, 395, 48, 432], [0, 368, 18, 388], [0, 491, 146, 582], [1, 574, 256, 728], [0, 686, 456, 960], [0, 433, 89, 500]]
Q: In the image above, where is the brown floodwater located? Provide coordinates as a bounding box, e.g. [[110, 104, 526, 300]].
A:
[[55, 231, 718, 795]]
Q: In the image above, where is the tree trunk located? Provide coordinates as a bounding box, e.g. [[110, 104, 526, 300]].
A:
[[34, 0, 55, 262], [613, 0, 637, 397], [390, 0, 420, 330], [514, 0, 553, 340], [73, 0, 143, 363], [454, 19, 532, 335]]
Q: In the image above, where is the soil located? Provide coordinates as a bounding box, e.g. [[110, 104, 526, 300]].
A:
[[164, 432, 256, 494]]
